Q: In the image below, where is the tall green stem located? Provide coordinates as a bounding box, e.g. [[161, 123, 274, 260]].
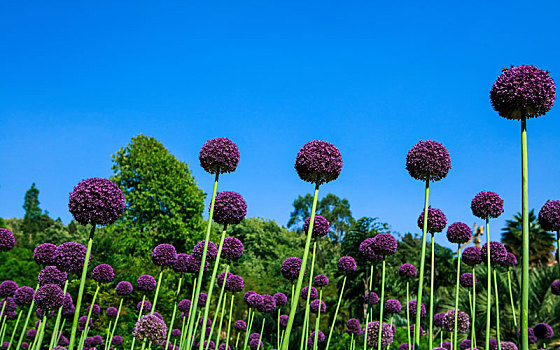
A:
[[16, 285, 38, 350], [471, 268, 476, 350], [377, 260, 386, 350], [406, 281, 411, 350], [206, 266, 230, 350], [300, 241, 318, 350], [281, 183, 320, 350], [507, 269, 517, 329], [325, 276, 347, 350], [213, 292, 227, 349], [130, 294, 146, 350], [6, 309, 22, 350], [106, 297, 123, 350], [493, 269, 501, 350], [165, 276, 183, 349], [242, 309, 255, 350], [313, 289, 323, 350], [48, 280, 69, 350], [256, 318, 266, 350], [364, 265, 374, 350], [429, 233, 435, 350], [453, 245, 462, 350], [179, 277, 196, 350], [485, 217, 491, 350], [152, 268, 164, 315], [225, 294, 235, 350], [414, 179, 430, 348], [520, 116, 529, 350], [277, 309, 281, 350]]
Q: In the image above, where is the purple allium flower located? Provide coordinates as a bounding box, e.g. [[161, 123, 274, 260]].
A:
[[490, 65, 556, 120], [152, 244, 177, 267], [0, 281, 18, 297], [172, 253, 190, 273], [409, 325, 423, 337], [185, 254, 208, 273], [244, 291, 257, 303], [406, 140, 451, 182], [225, 274, 244, 293], [218, 345, 231, 350], [137, 275, 157, 292], [501, 252, 518, 268], [62, 304, 75, 316], [460, 340, 471, 350], [440, 342, 453, 350], [447, 222, 472, 244], [364, 292, 379, 304], [518, 328, 538, 344], [281, 257, 304, 281], [34, 284, 63, 310], [199, 138, 240, 175], [92, 264, 114, 284], [300, 286, 318, 300], [33, 243, 58, 266], [26, 329, 37, 340], [279, 315, 289, 328], [222, 237, 244, 261], [21, 342, 29, 350], [295, 140, 343, 185], [462, 246, 483, 266], [137, 300, 152, 313], [310, 330, 325, 344], [35, 309, 54, 320], [337, 256, 357, 272], [171, 329, 181, 338], [384, 299, 401, 314], [92, 335, 103, 345], [178, 299, 191, 313], [248, 338, 263, 350], [192, 241, 217, 261], [106, 307, 118, 318], [398, 263, 417, 279], [534, 323, 554, 339], [200, 317, 212, 327], [366, 321, 394, 348], [249, 333, 260, 341], [14, 286, 34, 306], [0, 298, 16, 311], [68, 178, 125, 226], [314, 274, 329, 288], [38, 266, 67, 288], [234, 320, 247, 331], [443, 310, 470, 333], [481, 241, 508, 265], [58, 336, 69, 346], [273, 293, 287, 307], [417, 208, 447, 233], [501, 342, 518, 350], [54, 242, 89, 274], [0, 229, 15, 252], [198, 293, 208, 307], [213, 191, 247, 226], [2, 311, 16, 320], [347, 318, 361, 331], [434, 313, 445, 328], [153, 311, 163, 320], [359, 238, 384, 262], [111, 336, 123, 346], [372, 233, 398, 256], [471, 191, 504, 219], [257, 294, 276, 313], [78, 315, 92, 327], [489, 339, 498, 350], [132, 314, 167, 344], [310, 299, 326, 314], [539, 200, 560, 231], [460, 273, 476, 288], [84, 337, 95, 347], [115, 281, 133, 296], [87, 303, 101, 316], [408, 300, 426, 319], [246, 294, 263, 309], [551, 280, 560, 295], [303, 215, 330, 239], [398, 343, 411, 350]]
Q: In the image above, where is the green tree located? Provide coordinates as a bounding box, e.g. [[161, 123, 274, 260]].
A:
[[109, 134, 206, 255]]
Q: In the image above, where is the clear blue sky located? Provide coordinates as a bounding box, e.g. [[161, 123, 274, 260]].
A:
[[1, 1, 560, 249]]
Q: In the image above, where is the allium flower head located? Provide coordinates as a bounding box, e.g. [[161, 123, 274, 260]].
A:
[[440, 342, 453, 350], [0, 281, 18, 297], [366, 321, 394, 348], [311, 330, 325, 343], [178, 299, 191, 313], [534, 323, 554, 339], [218, 345, 231, 350], [471, 191, 504, 219], [501, 252, 518, 268], [434, 313, 445, 328], [78, 315, 92, 327], [417, 208, 447, 233], [398, 343, 411, 350], [518, 328, 538, 344], [234, 320, 247, 331], [137, 300, 152, 312], [0, 298, 16, 311], [281, 257, 304, 281], [106, 307, 118, 318], [337, 256, 357, 272], [0, 229, 15, 252], [481, 241, 508, 265], [111, 336, 123, 346], [408, 300, 426, 318], [225, 274, 244, 293], [551, 280, 560, 295], [406, 140, 451, 182], [347, 319, 361, 332], [359, 238, 384, 262], [14, 286, 34, 306], [244, 291, 257, 303], [137, 275, 156, 292], [443, 310, 470, 333], [152, 244, 177, 267], [53, 347, 66, 350], [248, 338, 263, 350], [54, 242, 89, 274], [538, 200, 560, 231], [295, 140, 343, 185], [192, 241, 217, 261], [68, 178, 125, 226], [34, 284, 63, 310], [21, 343, 29, 350], [364, 292, 379, 304], [372, 233, 397, 256], [447, 222, 472, 244], [132, 314, 167, 344], [87, 303, 101, 315], [33, 243, 58, 266], [490, 65, 556, 120], [199, 137, 240, 174], [489, 339, 498, 350], [115, 281, 133, 295], [398, 263, 417, 279], [26, 329, 37, 340], [38, 266, 67, 287], [310, 299, 326, 314], [92, 335, 103, 345], [501, 342, 518, 350], [170, 328, 181, 338], [300, 286, 318, 300], [222, 237, 244, 261], [213, 191, 247, 226], [92, 264, 114, 284], [462, 246, 483, 266], [279, 315, 289, 328], [314, 274, 329, 287], [273, 293, 287, 307], [460, 273, 476, 288], [460, 340, 471, 350], [304, 215, 330, 239], [198, 293, 208, 307], [256, 294, 276, 313], [246, 294, 263, 309], [384, 299, 401, 314], [172, 254, 190, 273], [410, 325, 423, 337], [185, 254, 208, 273]]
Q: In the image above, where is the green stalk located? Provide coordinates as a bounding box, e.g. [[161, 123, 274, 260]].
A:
[[277, 309, 281, 350], [33, 315, 47, 350], [429, 233, 435, 350], [325, 275, 347, 350], [7, 309, 23, 350], [520, 116, 529, 350], [507, 269, 517, 329], [179, 277, 196, 350], [313, 289, 323, 350], [56, 319, 66, 345], [213, 292, 227, 349], [165, 276, 183, 348], [68, 224, 95, 350], [300, 241, 318, 350], [106, 298, 124, 350], [79, 283, 101, 346], [206, 266, 229, 350], [485, 218, 491, 350], [281, 183, 320, 350], [414, 179, 430, 349], [225, 294, 235, 350], [16, 284, 38, 350], [48, 280, 69, 350], [351, 334, 354, 350], [493, 269, 501, 350], [130, 294, 146, 350], [104, 320, 113, 350], [377, 260, 386, 350], [256, 318, 266, 350], [0, 319, 7, 345], [453, 245, 462, 350], [242, 309, 255, 350], [186, 173, 220, 350], [406, 281, 411, 350], [189, 311, 202, 350], [472, 268, 476, 350], [363, 264, 374, 350], [235, 333, 241, 349], [152, 268, 164, 314]]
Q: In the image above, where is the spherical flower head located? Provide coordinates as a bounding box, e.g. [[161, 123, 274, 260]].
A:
[[92, 264, 114, 284], [489, 339, 498, 350], [21, 343, 29, 350], [58, 336, 69, 347], [218, 345, 231, 350], [225, 274, 244, 293], [87, 304, 101, 316], [409, 325, 423, 337], [304, 215, 330, 239], [62, 304, 75, 317], [222, 237, 244, 261], [55, 242, 89, 274], [169, 328, 181, 339], [279, 315, 289, 328], [440, 342, 453, 350], [192, 241, 217, 262], [398, 263, 417, 279], [213, 191, 247, 226], [366, 321, 394, 348], [539, 200, 560, 231], [137, 300, 152, 312], [534, 323, 554, 339], [471, 191, 504, 219], [301, 286, 318, 300], [244, 291, 257, 303], [347, 318, 361, 331], [406, 140, 451, 182], [198, 293, 208, 307], [38, 266, 67, 288], [359, 238, 384, 262], [0, 281, 18, 297], [313, 274, 329, 288], [500, 252, 518, 268], [68, 178, 125, 226], [26, 329, 37, 340], [248, 338, 263, 350], [481, 241, 508, 265], [337, 256, 357, 273], [199, 138, 240, 175], [105, 307, 118, 318], [273, 293, 287, 307], [384, 299, 402, 314], [132, 314, 167, 344], [460, 273, 477, 288], [310, 299, 326, 314], [115, 281, 133, 296], [281, 257, 304, 281], [33, 243, 58, 266], [185, 254, 208, 273], [234, 320, 247, 331], [501, 342, 518, 350], [34, 284, 63, 310], [551, 280, 560, 295], [364, 292, 379, 304], [256, 294, 276, 313], [0, 298, 16, 311], [295, 140, 343, 185], [246, 294, 263, 309], [372, 233, 398, 256], [111, 336, 123, 346], [137, 275, 157, 292], [408, 300, 426, 319], [152, 244, 177, 267], [92, 335, 103, 345], [84, 337, 95, 347], [78, 315, 92, 328], [434, 313, 445, 328], [311, 330, 325, 343], [417, 208, 447, 233], [446, 222, 472, 244], [178, 299, 191, 313], [443, 310, 470, 333], [460, 340, 472, 350], [14, 286, 35, 306], [0, 229, 15, 252], [171, 254, 190, 273], [462, 247, 483, 266], [398, 343, 411, 350], [490, 65, 556, 120], [519, 328, 538, 344]]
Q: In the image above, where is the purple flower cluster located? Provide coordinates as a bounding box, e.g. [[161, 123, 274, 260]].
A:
[[310, 299, 326, 314], [481, 241, 507, 265], [198, 293, 208, 307], [460, 273, 476, 288], [551, 280, 560, 295], [105, 307, 118, 318], [112, 335, 123, 346], [33, 243, 58, 266], [137, 275, 156, 292], [246, 293, 263, 309], [273, 293, 287, 307], [471, 191, 504, 219], [366, 321, 394, 348], [192, 241, 218, 261], [304, 215, 330, 238], [199, 138, 240, 175], [0, 281, 18, 297], [539, 200, 560, 231], [359, 238, 384, 262], [372, 233, 397, 256], [295, 140, 343, 185], [171, 329, 181, 338], [115, 281, 133, 296], [384, 299, 402, 314], [443, 310, 470, 333], [447, 222, 472, 244], [38, 266, 67, 288], [501, 342, 518, 350], [314, 274, 329, 287], [364, 292, 379, 305], [217, 272, 245, 293], [221, 237, 244, 261], [440, 342, 453, 350], [501, 252, 518, 268], [34, 284, 64, 310], [300, 286, 318, 300], [490, 65, 556, 120], [178, 299, 191, 313], [281, 257, 303, 281], [184, 254, 208, 273], [462, 246, 482, 266], [0, 229, 14, 252], [533, 323, 554, 339], [337, 256, 357, 272], [434, 313, 445, 328], [408, 300, 426, 319], [92, 264, 115, 284], [417, 208, 447, 233], [398, 263, 417, 279], [213, 191, 247, 226], [347, 318, 361, 335], [234, 320, 247, 331], [406, 140, 451, 182], [132, 314, 167, 344], [68, 178, 125, 226], [87, 303, 101, 316], [54, 242, 89, 274], [256, 294, 276, 313], [14, 286, 35, 306], [152, 244, 177, 267], [460, 340, 471, 350]]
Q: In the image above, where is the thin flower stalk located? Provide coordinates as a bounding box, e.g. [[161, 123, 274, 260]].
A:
[[414, 179, 430, 348], [325, 275, 347, 350]]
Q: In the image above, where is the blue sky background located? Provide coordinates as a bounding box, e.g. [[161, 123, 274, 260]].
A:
[[1, 1, 560, 248]]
